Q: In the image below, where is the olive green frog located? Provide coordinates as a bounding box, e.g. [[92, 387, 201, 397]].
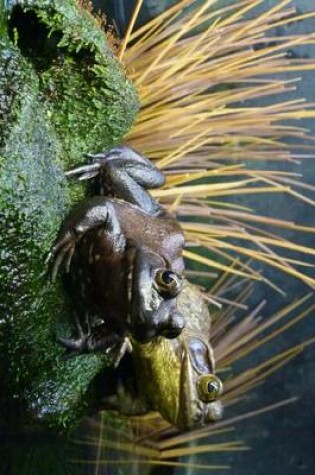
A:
[[100, 283, 224, 430]]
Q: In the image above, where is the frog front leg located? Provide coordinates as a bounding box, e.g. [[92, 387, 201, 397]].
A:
[[66, 145, 165, 216], [57, 310, 90, 355], [58, 321, 132, 367], [48, 197, 123, 281]]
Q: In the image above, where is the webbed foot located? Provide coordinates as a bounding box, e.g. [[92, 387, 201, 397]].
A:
[[57, 334, 89, 358], [47, 196, 112, 280], [46, 231, 77, 281], [108, 336, 133, 368], [57, 322, 132, 365], [57, 311, 90, 357], [66, 146, 165, 215]]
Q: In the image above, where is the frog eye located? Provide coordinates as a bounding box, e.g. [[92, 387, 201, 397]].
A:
[[196, 374, 223, 403], [155, 270, 183, 297]]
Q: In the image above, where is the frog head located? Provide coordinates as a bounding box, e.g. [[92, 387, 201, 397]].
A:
[[128, 247, 185, 342], [176, 333, 223, 430], [133, 328, 223, 431]]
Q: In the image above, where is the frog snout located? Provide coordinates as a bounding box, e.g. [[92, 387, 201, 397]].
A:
[[159, 311, 185, 339], [131, 311, 185, 343], [205, 400, 224, 422]]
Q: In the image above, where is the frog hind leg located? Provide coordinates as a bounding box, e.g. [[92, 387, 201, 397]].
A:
[[48, 198, 122, 281], [66, 145, 165, 216]]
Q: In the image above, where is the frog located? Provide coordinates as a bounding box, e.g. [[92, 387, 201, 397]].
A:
[[48, 145, 186, 363], [98, 282, 224, 430]]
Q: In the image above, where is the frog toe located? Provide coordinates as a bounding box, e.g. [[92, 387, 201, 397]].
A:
[[56, 335, 87, 353], [64, 244, 75, 273], [50, 241, 76, 281], [65, 162, 101, 181], [111, 337, 133, 368]]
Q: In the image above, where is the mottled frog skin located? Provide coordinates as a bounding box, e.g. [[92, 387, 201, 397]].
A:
[[101, 282, 224, 431], [49, 146, 185, 363]]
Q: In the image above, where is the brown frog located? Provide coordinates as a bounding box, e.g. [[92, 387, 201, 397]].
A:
[[101, 283, 223, 430], [49, 146, 185, 363]]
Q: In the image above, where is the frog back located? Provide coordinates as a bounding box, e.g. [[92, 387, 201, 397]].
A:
[[65, 224, 129, 330], [112, 199, 185, 272]]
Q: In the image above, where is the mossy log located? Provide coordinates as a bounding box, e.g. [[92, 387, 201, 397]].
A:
[[0, 0, 139, 432]]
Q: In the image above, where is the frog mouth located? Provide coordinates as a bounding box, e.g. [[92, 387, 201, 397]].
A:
[[178, 337, 223, 430], [178, 379, 221, 429], [204, 401, 224, 422], [178, 345, 204, 430]]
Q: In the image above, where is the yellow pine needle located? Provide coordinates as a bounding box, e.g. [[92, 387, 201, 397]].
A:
[[156, 129, 216, 169], [269, 176, 315, 206], [227, 0, 292, 41], [77, 436, 159, 458], [164, 164, 250, 187], [154, 398, 297, 454], [152, 178, 260, 198], [156, 427, 236, 451], [169, 192, 183, 212], [118, 0, 144, 60], [76, 459, 231, 470], [124, 2, 315, 172], [81, 275, 313, 467], [271, 10, 315, 29], [209, 259, 244, 295], [159, 441, 248, 459], [224, 345, 302, 391], [182, 220, 315, 242], [187, 247, 278, 289], [206, 201, 253, 212], [218, 0, 264, 30], [129, 9, 184, 59], [94, 411, 104, 475], [80, 3, 315, 470], [222, 291, 312, 340], [202, 186, 290, 198], [226, 303, 315, 366], [137, 0, 218, 84], [217, 298, 315, 364], [127, 0, 194, 43], [183, 249, 262, 281], [203, 293, 248, 309], [199, 208, 314, 233], [184, 226, 315, 262]]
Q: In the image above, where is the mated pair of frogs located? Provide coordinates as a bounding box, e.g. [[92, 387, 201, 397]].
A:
[[50, 146, 223, 430]]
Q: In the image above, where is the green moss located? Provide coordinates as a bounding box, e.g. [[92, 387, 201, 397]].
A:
[[0, 39, 28, 148], [0, 84, 108, 432], [0, 3, 5, 37], [5, 0, 139, 166], [0, 0, 139, 432]]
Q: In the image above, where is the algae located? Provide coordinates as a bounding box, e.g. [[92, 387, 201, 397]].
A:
[[0, 0, 139, 432]]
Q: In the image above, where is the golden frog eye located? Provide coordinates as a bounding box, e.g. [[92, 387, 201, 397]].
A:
[[155, 270, 183, 297], [196, 374, 223, 403]]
